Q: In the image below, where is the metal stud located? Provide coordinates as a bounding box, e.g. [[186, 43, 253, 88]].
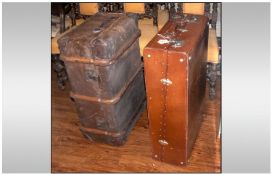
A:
[[158, 139, 168, 146], [147, 54, 151, 58], [160, 78, 173, 86], [179, 58, 184, 62]]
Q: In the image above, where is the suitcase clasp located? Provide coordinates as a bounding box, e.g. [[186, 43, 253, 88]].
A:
[[160, 78, 172, 86]]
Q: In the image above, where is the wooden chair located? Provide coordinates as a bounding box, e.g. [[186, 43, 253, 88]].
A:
[[51, 3, 75, 34], [123, 3, 158, 56], [183, 3, 205, 15], [99, 3, 123, 12], [124, 3, 145, 14], [79, 3, 99, 16], [179, 2, 221, 138], [179, 3, 220, 100], [51, 3, 74, 90]]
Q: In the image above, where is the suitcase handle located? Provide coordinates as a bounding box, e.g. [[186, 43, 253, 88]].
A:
[[86, 69, 101, 84]]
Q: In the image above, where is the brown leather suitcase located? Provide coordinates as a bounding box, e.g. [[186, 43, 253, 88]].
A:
[[58, 13, 146, 146], [143, 14, 209, 165]]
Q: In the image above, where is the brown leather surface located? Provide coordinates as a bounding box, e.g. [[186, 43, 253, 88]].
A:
[[143, 14, 208, 165]]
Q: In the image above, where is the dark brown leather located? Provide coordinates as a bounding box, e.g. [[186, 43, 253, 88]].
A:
[[58, 13, 146, 146], [143, 14, 208, 165]]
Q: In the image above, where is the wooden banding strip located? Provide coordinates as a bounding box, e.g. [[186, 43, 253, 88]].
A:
[[70, 65, 143, 104], [80, 126, 125, 137]]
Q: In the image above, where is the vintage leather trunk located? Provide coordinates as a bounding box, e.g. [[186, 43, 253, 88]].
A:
[[58, 13, 146, 146], [143, 14, 208, 165]]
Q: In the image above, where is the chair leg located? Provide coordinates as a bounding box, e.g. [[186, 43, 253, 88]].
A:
[[206, 62, 218, 100], [152, 3, 158, 26], [70, 3, 76, 26], [59, 11, 65, 33], [52, 54, 68, 90]]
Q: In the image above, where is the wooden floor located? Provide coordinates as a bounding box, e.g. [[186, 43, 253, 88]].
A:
[[51, 71, 221, 173]]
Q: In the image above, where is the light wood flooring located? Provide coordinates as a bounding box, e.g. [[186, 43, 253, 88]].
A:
[[51, 71, 221, 173]]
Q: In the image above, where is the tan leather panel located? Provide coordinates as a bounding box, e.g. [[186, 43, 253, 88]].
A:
[[51, 37, 59, 54], [183, 3, 205, 15], [124, 3, 145, 14], [138, 18, 154, 25], [157, 9, 169, 31], [79, 3, 99, 15], [139, 23, 158, 56], [207, 29, 219, 63]]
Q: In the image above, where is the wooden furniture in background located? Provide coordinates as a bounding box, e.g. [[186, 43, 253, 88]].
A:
[[51, 3, 75, 33], [179, 3, 220, 100], [51, 3, 75, 90], [79, 3, 99, 16], [157, 4, 169, 31], [123, 3, 158, 56], [100, 3, 123, 12], [183, 3, 205, 15], [173, 2, 221, 138], [124, 3, 145, 14], [51, 3, 100, 89]]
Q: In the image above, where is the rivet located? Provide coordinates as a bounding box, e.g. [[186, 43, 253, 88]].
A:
[[189, 56, 192, 60], [154, 154, 158, 158], [158, 139, 168, 146], [147, 54, 151, 58], [180, 162, 184, 165], [179, 58, 184, 62]]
